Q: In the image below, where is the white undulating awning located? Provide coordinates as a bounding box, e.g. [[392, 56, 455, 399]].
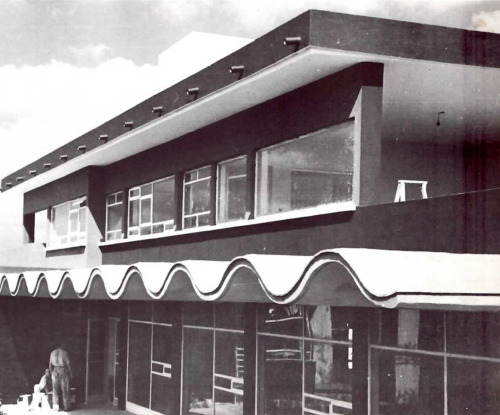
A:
[[1, 249, 500, 311]]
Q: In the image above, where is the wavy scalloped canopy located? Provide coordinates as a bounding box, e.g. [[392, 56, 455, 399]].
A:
[[2, 249, 500, 310]]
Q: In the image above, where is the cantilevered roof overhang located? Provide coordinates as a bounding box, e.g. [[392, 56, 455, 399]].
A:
[[4, 47, 380, 194], [5, 9, 500, 192], [2, 249, 500, 311]]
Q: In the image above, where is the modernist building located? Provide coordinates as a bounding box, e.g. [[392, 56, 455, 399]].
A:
[[1, 9, 500, 415]]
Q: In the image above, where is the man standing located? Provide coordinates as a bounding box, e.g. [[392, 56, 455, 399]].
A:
[[49, 343, 73, 412]]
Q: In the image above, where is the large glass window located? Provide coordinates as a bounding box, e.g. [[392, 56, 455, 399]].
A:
[[128, 322, 152, 408], [370, 310, 500, 415], [258, 305, 353, 415], [151, 325, 178, 415], [106, 191, 124, 241], [260, 336, 303, 415], [447, 358, 500, 415], [256, 121, 354, 217], [371, 349, 444, 415], [214, 332, 244, 415], [50, 196, 87, 246], [128, 176, 175, 237], [304, 341, 353, 415], [446, 312, 500, 357], [217, 156, 247, 223], [258, 305, 304, 337], [128, 303, 180, 415], [183, 166, 212, 229], [183, 328, 214, 414], [182, 303, 245, 415]]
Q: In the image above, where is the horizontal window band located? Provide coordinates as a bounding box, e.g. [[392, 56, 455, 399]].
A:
[[98, 202, 355, 248]]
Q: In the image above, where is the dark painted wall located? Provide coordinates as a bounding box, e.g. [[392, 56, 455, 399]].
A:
[[376, 141, 465, 203], [24, 168, 90, 215], [309, 10, 500, 67], [101, 188, 500, 264]]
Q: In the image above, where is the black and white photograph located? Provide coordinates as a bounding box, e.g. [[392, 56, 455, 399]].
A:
[[0, 1, 499, 414]]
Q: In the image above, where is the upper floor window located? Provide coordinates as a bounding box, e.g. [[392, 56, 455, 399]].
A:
[[217, 156, 247, 223], [183, 166, 212, 229], [255, 121, 354, 218], [106, 191, 124, 241], [128, 176, 175, 237], [50, 196, 87, 246]]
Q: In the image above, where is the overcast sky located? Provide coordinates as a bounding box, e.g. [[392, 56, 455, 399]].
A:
[[1, 0, 499, 183]]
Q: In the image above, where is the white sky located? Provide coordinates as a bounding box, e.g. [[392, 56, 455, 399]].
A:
[[0, 0, 499, 182]]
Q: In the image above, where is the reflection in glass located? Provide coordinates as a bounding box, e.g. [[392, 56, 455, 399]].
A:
[[153, 177, 175, 229], [304, 341, 352, 415], [446, 312, 500, 357], [53, 203, 69, 239], [215, 303, 245, 330], [305, 306, 353, 341], [129, 198, 139, 228], [448, 358, 500, 415], [106, 204, 123, 238], [50, 197, 87, 246], [258, 305, 304, 336], [183, 329, 214, 415], [184, 166, 212, 229], [151, 325, 177, 415], [129, 301, 152, 322], [214, 332, 244, 415], [260, 336, 302, 415], [128, 176, 175, 237], [128, 322, 152, 408], [183, 302, 214, 327], [153, 301, 180, 325], [256, 121, 354, 217], [217, 156, 247, 223], [374, 309, 444, 351], [371, 349, 443, 415]]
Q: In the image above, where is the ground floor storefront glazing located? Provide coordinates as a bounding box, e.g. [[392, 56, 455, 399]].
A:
[[125, 302, 500, 415]]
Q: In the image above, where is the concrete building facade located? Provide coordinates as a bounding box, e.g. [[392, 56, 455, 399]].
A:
[[1, 10, 500, 415]]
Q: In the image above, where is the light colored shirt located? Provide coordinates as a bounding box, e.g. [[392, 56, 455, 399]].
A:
[[39, 373, 52, 392]]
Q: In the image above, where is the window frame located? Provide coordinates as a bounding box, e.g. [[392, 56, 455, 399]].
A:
[[254, 120, 355, 220], [105, 191, 124, 241], [127, 176, 175, 238], [216, 155, 249, 225], [369, 309, 500, 415], [256, 305, 354, 415], [49, 196, 87, 247], [182, 165, 213, 229], [99, 121, 357, 246]]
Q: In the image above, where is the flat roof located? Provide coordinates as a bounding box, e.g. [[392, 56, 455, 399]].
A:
[[3, 9, 500, 192]]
